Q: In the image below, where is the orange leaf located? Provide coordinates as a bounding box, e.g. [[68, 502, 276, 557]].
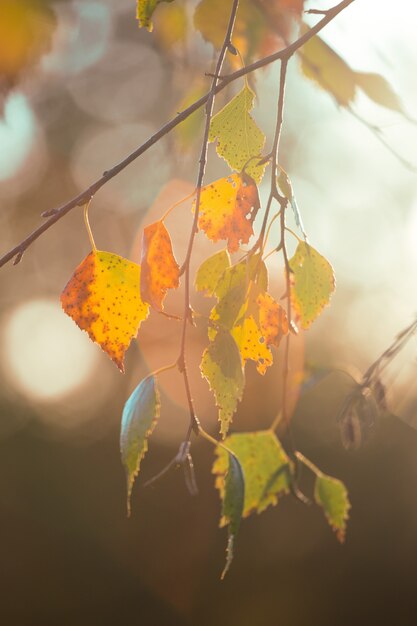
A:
[[257, 292, 289, 348], [140, 221, 180, 311], [197, 173, 260, 253], [61, 251, 150, 372]]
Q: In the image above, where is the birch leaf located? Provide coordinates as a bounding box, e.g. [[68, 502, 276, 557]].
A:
[[200, 330, 244, 438], [221, 452, 245, 579], [120, 375, 160, 516], [231, 315, 273, 375], [257, 291, 289, 348], [289, 242, 335, 329], [209, 84, 266, 183], [195, 249, 231, 297], [136, 0, 174, 31], [213, 431, 291, 519], [197, 173, 260, 253], [140, 220, 180, 311], [315, 473, 350, 543], [61, 251, 149, 372]]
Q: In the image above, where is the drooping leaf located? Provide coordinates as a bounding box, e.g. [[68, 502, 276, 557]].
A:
[[210, 254, 266, 331], [120, 375, 161, 516], [257, 291, 289, 348], [136, 0, 174, 31], [197, 173, 260, 253], [288, 242, 335, 329], [140, 220, 180, 311], [220, 452, 245, 579], [277, 165, 306, 236], [195, 249, 231, 297], [299, 25, 356, 107], [314, 473, 350, 542], [354, 71, 405, 115], [231, 315, 273, 375], [61, 251, 149, 372], [209, 84, 266, 183], [200, 330, 245, 438], [213, 431, 291, 519]]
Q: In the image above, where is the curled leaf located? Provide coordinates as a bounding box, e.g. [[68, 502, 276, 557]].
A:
[[61, 250, 149, 372], [200, 330, 245, 438], [277, 165, 306, 236], [141, 220, 180, 311], [209, 84, 266, 183], [120, 375, 161, 516], [220, 452, 245, 579], [197, 173, 260, 253], [289, 242, 335, 329]]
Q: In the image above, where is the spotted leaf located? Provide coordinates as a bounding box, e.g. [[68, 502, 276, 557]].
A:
[[140, 220, 180, 311], [197, 173, 260, 253], [61, 251, 149, 372], [257, 291, 289, 348], [315, 473, 350, 543]]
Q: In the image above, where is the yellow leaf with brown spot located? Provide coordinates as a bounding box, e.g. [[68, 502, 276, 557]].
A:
[[232, 315, 272, 375], [257, 292, 289, 348], [61, 251, 149, 372], [197, 173, 260, 253], [140, 221, 180, 311]]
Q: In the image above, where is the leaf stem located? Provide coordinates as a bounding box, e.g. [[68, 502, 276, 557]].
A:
[[83, 198, 97, 252], [161, 189, 196, 222]]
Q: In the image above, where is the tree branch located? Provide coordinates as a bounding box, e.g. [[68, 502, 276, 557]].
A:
[[0, 0, 355, 269]]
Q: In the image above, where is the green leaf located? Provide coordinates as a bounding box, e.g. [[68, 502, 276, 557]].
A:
[[120, 375, 160, 515], [213, 431, 291, 519], [289, 242, 335, 329], [201, 330, 245, 438], [195, 249, 231, 297], [136, 0, 174, 31], [277, 165, 306, 237], [209, 84, 266, 183], [355, 72, 405, 115], [314, 473, 350, 542], [221, 452, 245, 579]]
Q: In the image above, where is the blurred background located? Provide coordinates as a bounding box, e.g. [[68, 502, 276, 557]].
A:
[[1, 0, 417, 624]]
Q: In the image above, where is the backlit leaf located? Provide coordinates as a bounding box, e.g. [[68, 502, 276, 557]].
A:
[[200, 330, 244, 438], [197, 173, 260, 253], [153, 3, 187, 48], [136, 0, 174, 31], [314, 473, 350, 542], [209, 84, 266, 183], [61, 251, 149, 372], [232, 315, 273, 375], [289, 242, 335, 329], [140, 220, 180, 311], [355, 72, 405, 115], [221, 452, 245, 579], [213, 431, 291, 519], [195, 249, 231, 297], [120, 375, 161, 516], [257, 291, 289, 348], [299, 25, 356, 107]]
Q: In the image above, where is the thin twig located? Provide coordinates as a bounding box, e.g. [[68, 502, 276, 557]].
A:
[[0, 0, 356, 270]]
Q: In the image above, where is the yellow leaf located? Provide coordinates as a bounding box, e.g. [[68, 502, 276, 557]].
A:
[[61, 251, 149, 372], [355, 71, 404, 115], [213, 431, 291, 520], [136, 0, 174, 31], [232, 315, 273, 375], [209, 84, 266, 183], [257, 291, 289, 348], [140, 220, 180, 311], [197, 173, 260, 253], [289, 242, 335, 329], [299, 24, 356, 107]]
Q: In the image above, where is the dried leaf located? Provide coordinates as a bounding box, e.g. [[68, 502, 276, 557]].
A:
[[213, 431, 291, 519], [140, 220, 180, 311], [197, 173, 260, 253], [61, 250, 149, 372], [120, 375, 161, 515], [289, 242, 335, 329], [200, 330, 245, 438], [209, 84, 266, 183]]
